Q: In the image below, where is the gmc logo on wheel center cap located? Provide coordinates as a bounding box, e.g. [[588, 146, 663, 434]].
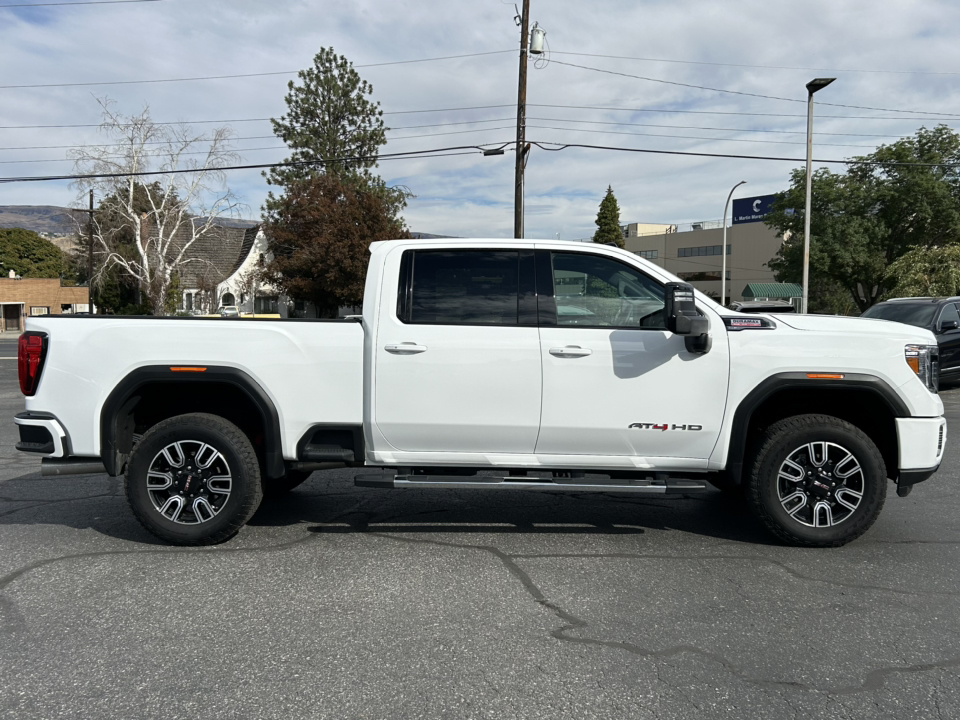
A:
[[629, 423, 703, 432]]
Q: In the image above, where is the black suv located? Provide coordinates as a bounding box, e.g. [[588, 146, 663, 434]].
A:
[[861, 297, 960, 384]]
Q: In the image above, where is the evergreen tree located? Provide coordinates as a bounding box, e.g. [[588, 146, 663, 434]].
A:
[[592, 186, 624, 248]]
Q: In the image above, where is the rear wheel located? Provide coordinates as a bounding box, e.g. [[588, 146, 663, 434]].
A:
[[125, 413, 263, 545], [746, 414, 886, 547]]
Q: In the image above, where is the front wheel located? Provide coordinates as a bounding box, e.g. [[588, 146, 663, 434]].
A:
[[746, 414, 886, 547], [125, 413, 263, 545]]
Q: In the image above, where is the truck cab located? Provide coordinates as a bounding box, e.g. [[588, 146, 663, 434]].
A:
[[15, 238, 947, 548]]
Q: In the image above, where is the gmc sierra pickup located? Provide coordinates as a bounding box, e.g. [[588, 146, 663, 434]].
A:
[[14, 238, 947, 547]]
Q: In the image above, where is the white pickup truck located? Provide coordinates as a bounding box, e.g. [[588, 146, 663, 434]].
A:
[[15, 238, 946, 547]]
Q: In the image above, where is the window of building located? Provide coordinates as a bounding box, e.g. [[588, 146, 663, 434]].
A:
[[551, 252, 666, 329], [636, 250, 658, 259], [29, 307, 49, 316], [403, 250, 521, 326], [185, 293, 193, 312], [60, 304, 73, 313], [254, 296, 279, 315], [677, 245, 732, 258], [677, 270, 731, 282]]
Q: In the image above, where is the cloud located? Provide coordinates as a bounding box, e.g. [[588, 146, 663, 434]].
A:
[[1, 0, 958, 239]]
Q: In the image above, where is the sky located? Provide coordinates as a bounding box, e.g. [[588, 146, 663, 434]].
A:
[[1, 0, 959, 239]]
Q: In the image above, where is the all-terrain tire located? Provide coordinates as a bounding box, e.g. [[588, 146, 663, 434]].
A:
[[746, 414, 886, 547], [125, 413, 263, 545], [262, 469, 313, 500]]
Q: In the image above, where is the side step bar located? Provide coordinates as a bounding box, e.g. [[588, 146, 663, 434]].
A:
[[41, 458, 107, 476], [355, 474, 707, 494]]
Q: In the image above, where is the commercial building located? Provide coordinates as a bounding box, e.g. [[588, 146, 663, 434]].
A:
[[623, 194, 793, 305], [0, 276, 90, 332]]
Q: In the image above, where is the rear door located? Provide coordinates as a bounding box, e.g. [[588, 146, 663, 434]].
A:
[[535, 248, 729, 464], [373, 246, 542, 454]]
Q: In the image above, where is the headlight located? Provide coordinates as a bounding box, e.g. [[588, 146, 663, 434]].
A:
[[905, 344, 939, 393]]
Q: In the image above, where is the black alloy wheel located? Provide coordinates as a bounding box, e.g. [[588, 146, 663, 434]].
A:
[[125, 413, 262, 545], [746, 414, 886, 547]]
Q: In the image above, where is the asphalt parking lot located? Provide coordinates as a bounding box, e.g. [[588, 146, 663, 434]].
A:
[[1, 335, 960, 719]]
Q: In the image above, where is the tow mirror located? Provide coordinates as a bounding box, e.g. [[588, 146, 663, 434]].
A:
[[664, 282, 711, 354]]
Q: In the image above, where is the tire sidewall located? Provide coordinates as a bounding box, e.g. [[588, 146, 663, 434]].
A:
[[126, 416, 260, 544], [752, 419, 886, 546]]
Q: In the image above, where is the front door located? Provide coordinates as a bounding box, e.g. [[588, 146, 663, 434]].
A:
[[935, 302, 960, 376], [535, 249, 729, 464], [374, 247, 542, 454], [3, 305, 20, 332]]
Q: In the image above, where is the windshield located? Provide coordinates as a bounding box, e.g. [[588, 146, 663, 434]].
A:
[[861, 302, 937, 328]]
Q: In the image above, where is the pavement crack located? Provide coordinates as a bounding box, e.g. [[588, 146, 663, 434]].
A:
[[365, 530, 960, 696], [507, 551, 960, 598]]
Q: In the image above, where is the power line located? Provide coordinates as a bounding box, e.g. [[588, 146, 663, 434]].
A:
[[527, 124, 876, 148], [2, 102, 953, 131], [0, 51, 515, 90], [0, 119, 519, 151], [549, 59, 960, 118], [0, 145, 495, 182], [0, 0, 161, 6], [528, 140, 960, 167], [0, 116, 902, 152], [551, 51, 960, 77], [525, 116, 900, 138], [0, 125, 517, 162], [8, 138, 960, 184]]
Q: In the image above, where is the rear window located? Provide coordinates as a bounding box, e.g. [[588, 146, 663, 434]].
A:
[[861, 302, 937, 328], [406, 250, 520, 325]]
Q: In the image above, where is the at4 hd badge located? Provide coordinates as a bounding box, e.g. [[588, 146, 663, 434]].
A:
[[629, 423, 703, 432]]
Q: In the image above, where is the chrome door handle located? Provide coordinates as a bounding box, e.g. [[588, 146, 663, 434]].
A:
[[385, 343, 428, 355], [549, 346, 592, 357]]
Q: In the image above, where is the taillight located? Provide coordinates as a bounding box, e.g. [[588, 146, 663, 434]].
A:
[[18, 332, 47, 396]]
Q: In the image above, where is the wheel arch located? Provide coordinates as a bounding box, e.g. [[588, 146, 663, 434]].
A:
[[100, 365, 284, 480], [726, 372, 909, 485]]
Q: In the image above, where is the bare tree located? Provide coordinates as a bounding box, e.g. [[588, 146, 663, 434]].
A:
[[70, 98, 242, 315]]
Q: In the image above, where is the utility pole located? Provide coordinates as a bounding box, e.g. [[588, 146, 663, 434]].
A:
[[87, 190, 94, 315], [514, 0, 531, 239], [76, 190, 96, 315]]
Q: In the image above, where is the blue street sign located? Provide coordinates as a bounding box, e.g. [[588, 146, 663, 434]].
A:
[[732, 194, 776, 224]]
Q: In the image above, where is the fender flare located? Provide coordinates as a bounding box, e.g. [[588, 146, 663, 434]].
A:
[[99, 365, 284, 479], [725, 372, 910, 484]]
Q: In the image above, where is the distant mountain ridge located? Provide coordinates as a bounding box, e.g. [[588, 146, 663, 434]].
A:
[[0, 205, 450, 240], [0, 206, 261, 236]]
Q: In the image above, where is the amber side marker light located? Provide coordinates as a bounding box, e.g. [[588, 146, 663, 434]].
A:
[[807, 373, 845, 379], [906, 356, 921, 374], [170, 367, 207, 373]]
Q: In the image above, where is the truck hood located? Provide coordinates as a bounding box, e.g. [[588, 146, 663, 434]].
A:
[[773, 314, 936, 344]]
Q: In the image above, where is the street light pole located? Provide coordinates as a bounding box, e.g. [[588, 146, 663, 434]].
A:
[[802, 77, 835, 314], [722, 180, 746, 307]]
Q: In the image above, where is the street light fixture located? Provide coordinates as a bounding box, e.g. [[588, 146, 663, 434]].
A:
[[802, 77, 835, 314], [722, 180, 747, 307]]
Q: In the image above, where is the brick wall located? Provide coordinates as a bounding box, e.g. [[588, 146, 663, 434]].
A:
[[0, 278, 89, 315]]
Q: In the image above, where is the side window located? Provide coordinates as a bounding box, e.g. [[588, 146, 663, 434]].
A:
[[551, 252, 666, 329], [939, 303, 960, 329], [401, 250, 521, 325]]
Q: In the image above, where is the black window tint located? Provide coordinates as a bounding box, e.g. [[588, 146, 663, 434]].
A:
[[409, 250, 520, 325], [551, 252, 666, 329], [939, 303, 960, 328], [861, 302, 938, 329]]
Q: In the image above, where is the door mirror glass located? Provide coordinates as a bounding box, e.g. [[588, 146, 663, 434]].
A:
[[938, 303, 960, 333], [664, 282, 711, 353]]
